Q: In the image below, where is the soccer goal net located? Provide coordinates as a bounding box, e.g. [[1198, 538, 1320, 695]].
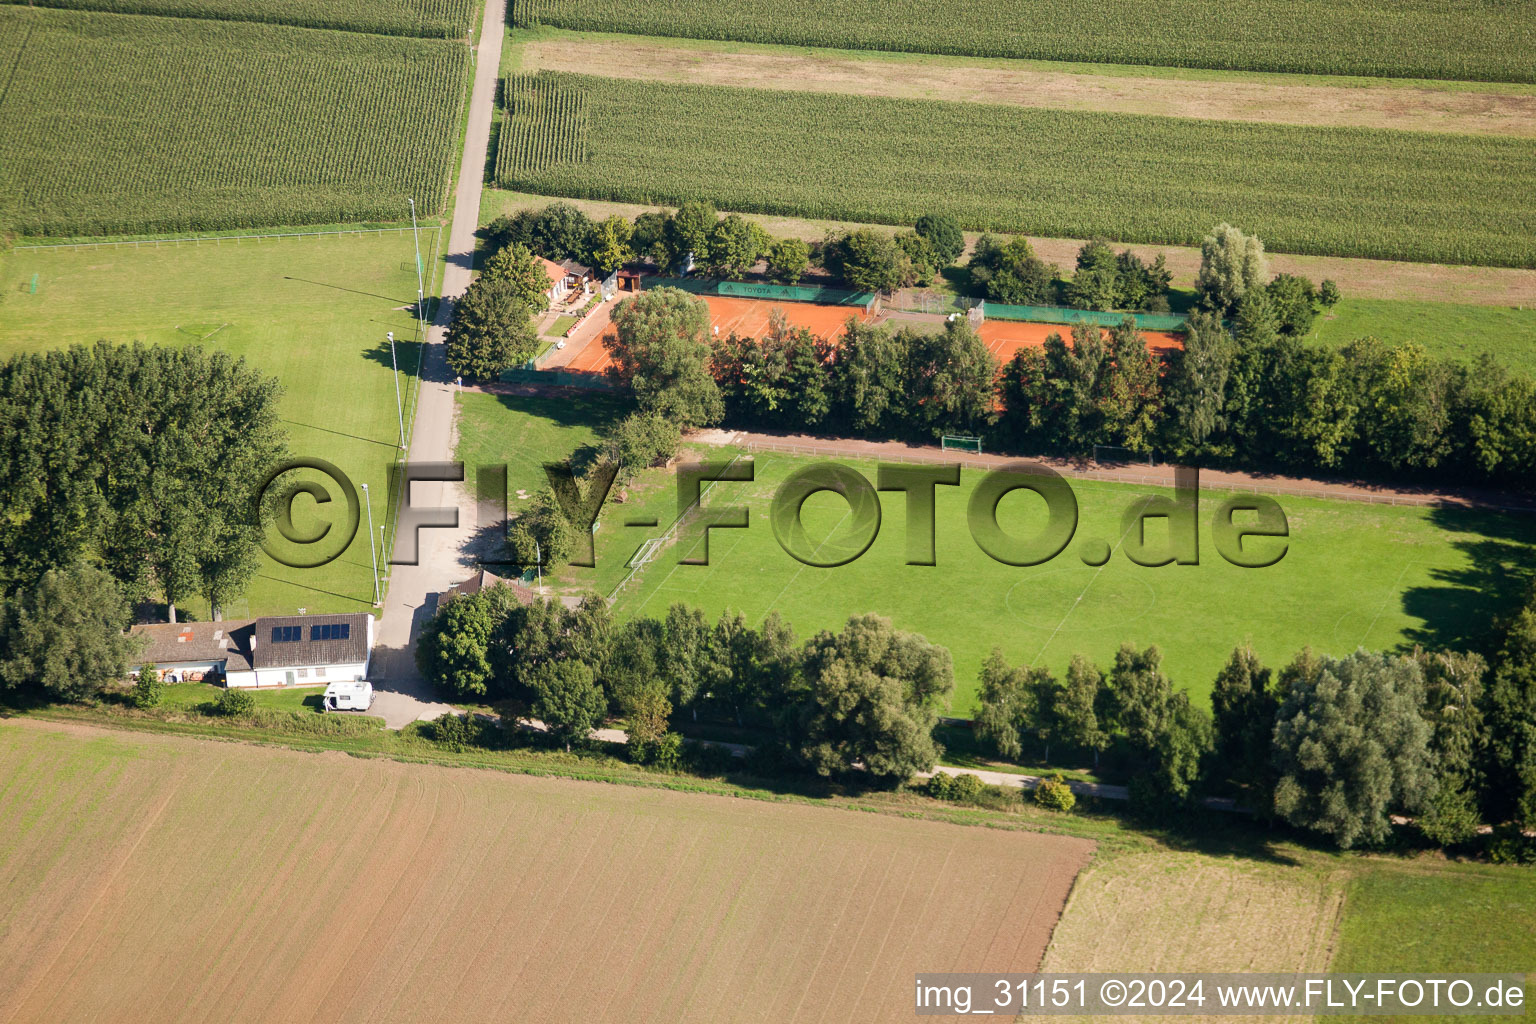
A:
[[941, 435, 983, 454]]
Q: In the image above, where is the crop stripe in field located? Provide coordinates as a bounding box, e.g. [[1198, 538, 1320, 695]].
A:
[[0, 9, 470, 237], [495, 70, 1536, 269], [508, 0, 1536, 84], [495, 73, 589, 180]]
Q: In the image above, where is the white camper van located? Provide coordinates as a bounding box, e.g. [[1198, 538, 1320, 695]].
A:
[[322, 680, 373, 712]]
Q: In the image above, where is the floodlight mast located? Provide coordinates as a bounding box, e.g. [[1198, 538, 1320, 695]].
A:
[[361, 483, 380, 606], [386, 331, 405, 450], [408, 198, 426, 324]]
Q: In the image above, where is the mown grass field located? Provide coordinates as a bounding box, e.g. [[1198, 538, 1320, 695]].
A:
[[0, 0, 473, 37], [1308, 299, 1536, 377], [495, 72, 1536, 268], [454, 396, 1536, 714], [0, 721, 1092, 1023], [1331, 862, 1536, 1021], [0, 230, 434, 618], [603, 453, 1536, 714], [509, 0, 1536, 83], [0, 7, 469, 237]]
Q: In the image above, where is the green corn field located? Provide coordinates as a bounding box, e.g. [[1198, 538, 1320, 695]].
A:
[[495, 74, 590, 181], [509, 0, 1536, 84], [0, 0, 473, 38], [493, 72, 1536, 269], [0, 8, 471, 237]]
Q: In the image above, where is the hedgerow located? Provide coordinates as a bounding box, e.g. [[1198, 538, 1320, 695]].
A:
[[0, 9, 469, 237], [511, 0, 1536, 84], [496, 72, 1536, 268], [0, 0, 473, 38]]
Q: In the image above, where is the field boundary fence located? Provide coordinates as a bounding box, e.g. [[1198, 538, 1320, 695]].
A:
[[605, 450, 750, 603], [983, 303, 1189, 331], [724, 437, 1536, 514]]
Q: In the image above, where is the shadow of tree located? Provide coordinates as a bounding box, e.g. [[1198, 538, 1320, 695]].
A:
[[1398, 505, 1536, 655]]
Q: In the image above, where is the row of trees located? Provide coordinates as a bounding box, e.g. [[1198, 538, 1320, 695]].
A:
[[485, 200, 816, 283], [445, 240, 555, 381], [416, 590, 954, 780], [600, 280, 1536, 487], [974, 586, 1536, 851], [998, 305, 1536, 482], [415, 574, 1536, 853], [487, 205, 1306, 324], [0, 342, 286, 617]]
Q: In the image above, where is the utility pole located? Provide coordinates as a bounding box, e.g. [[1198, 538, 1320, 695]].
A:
[[361, 483, 380, 606], [408, 198, 426, 324], [386, 331, 405, 450]]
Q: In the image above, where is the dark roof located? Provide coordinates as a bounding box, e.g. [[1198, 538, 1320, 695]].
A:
[[559, 258, 592, 277], [251, 613, 372, 669], [441, 570, 536, 607], [129, 620, 255, 672]]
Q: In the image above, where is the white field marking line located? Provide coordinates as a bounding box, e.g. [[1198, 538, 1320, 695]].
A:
[[621, 454, 759, 610], [1358, 558, 1416, 650], [759, 504, 853, 620], [1028, 510, 1143, 668], [605, 450, 750, 604]]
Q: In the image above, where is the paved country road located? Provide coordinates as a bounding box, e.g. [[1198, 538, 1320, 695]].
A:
[[368, 0, 506, 728]]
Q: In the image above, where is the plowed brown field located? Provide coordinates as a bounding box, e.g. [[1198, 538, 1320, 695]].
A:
[[0, 721, 1092, 1023]]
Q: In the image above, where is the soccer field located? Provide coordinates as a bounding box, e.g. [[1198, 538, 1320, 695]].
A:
[[600, 451, 1536, 713], [0, 230, 436, 618]]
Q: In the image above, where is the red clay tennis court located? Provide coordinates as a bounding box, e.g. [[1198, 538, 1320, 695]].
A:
[[568, 295, 869, 374], [979, 319, 1184, 363]]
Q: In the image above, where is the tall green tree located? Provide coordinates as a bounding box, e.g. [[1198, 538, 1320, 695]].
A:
[[1209, 645, 1278, 809], [968, 235, 1055, 305], [481, 242, 553, 311], [830, 228, 901, 294], [445, 276, 537, 381], [784, 614, 953, 781], [604, 287, 723, 428], [832, 320, 908, 437], [703, 214, 768, 280], [1064, 239, 1121, 311], [1195, 222, 1268, 314], [1160, 311, 1235, 458], [507, 489, 576, 574], [530, 659, 606, 751], [588, 214, 635, 275], [1483, 601, 1536, 830], [766, 237, 811, 284], [663, 200, 718, 272], [0, 561, 139, 701], [974, 649, 1059, 762], [1057, 654, 1110, 766], [1415, 649, 1487, 845], [524, 202, 594, 262], [415, 584, 523, 699], [904, 320, 997, 440], [914, 212, 965, 267], [0, 342, 284, 614], [1272, 650, 1436, 848]]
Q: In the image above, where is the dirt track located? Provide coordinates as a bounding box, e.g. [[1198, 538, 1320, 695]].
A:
[[0, 720, 1093, 1024], [525, 38, 1536, 138]]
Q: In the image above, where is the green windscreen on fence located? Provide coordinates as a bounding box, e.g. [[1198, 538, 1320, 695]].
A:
[[716, 280, 876, 308], [643, 276, 875, 308], [983, 304, 1188, 331]]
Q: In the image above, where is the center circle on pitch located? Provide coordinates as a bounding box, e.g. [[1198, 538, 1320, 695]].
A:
[[1004, 567, 1157, 633]]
